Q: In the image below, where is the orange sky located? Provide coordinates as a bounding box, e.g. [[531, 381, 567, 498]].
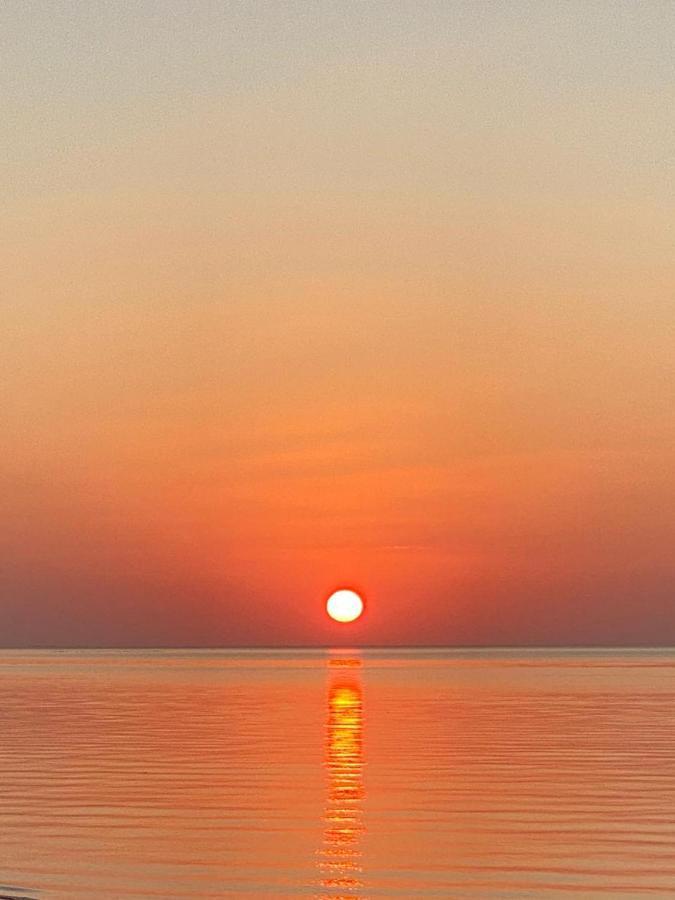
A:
[[3, 2, 674, 645]]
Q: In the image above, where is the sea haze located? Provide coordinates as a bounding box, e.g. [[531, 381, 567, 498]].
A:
[[0, 648, 674, 898]]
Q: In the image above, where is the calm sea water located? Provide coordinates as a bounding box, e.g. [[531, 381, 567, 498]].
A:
[[0, 649, 674, 898]]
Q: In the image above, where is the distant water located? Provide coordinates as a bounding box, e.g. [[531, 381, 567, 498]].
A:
[[0, 649, 674, 898]]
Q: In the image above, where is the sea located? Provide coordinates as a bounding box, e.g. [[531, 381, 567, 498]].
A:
[[0, 648, 673, 898]]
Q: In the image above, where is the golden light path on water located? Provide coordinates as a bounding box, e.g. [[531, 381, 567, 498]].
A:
[[317, 656, 365, 899]]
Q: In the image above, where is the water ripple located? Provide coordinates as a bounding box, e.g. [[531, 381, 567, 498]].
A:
[[0, 649, 673, 897]]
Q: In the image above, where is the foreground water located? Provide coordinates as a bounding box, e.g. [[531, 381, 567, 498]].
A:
[[0, 649, 674, 898]]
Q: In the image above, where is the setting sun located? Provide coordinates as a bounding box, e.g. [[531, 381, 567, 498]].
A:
[[326, 590, 364, 624]]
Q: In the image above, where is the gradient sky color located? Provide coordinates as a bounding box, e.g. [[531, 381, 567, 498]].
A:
[[3, 1, 675, 646]]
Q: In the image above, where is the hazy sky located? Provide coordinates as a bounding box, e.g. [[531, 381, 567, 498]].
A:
[[3, 1, 674, 646]]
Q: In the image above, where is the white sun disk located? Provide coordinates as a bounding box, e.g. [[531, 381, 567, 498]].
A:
[[326, 589, 364, 623]]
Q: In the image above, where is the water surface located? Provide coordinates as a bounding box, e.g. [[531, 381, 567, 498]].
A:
[[0, 648, 674, 898]]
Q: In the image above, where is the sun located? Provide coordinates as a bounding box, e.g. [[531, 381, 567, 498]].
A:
[[326, 589, 364, 623]]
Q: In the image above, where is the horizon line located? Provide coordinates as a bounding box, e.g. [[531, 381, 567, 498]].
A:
[[1, 644, 674, 652]]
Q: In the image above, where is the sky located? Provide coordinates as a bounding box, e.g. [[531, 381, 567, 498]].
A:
[[3, 1, 674, 646]]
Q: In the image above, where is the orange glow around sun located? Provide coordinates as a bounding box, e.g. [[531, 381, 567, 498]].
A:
[[326, 590, 364, 623]]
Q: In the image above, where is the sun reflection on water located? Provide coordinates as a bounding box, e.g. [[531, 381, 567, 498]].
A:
[[316, 657, 366, 899]]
